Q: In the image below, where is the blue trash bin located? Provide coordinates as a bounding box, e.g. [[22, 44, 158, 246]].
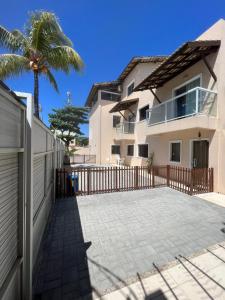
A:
[[72, 174, 79, 193]]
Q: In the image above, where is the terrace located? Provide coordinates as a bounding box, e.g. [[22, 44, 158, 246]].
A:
[[144, 87, 217, 136], [33, 188, 225, 299]]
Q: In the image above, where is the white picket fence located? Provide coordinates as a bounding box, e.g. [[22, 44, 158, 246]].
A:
[[0, 81, 64, 300]]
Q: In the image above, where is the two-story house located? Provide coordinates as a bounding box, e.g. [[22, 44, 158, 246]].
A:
[[86, 19, 225, 193], [86, 57, 166, 165]]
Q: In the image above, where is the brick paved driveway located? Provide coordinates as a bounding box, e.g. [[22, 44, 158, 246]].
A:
[[34, 187, 225, 299]]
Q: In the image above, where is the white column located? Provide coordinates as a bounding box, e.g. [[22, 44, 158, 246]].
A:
[[15, 92, 33, 300]]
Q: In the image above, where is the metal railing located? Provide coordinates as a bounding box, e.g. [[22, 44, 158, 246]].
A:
[[116, 121, 135, 134], [146, 87, 217, 126]]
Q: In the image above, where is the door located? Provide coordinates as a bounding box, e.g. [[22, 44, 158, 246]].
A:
[[192, 140, 209, 168], [174, 77, 201, 118]]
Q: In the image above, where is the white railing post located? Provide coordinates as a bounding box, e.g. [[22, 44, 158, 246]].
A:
[[195, 88, 199, 114]]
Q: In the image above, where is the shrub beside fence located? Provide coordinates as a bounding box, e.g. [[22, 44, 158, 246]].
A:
[[56, 165, 213, 197]]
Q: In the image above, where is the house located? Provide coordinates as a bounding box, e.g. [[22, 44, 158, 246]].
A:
[[86, 19, 225, 193]]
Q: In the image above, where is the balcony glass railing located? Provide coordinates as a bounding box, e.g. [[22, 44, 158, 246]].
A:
[[116, 122, 135, 134], [146, 87, 217, 126]]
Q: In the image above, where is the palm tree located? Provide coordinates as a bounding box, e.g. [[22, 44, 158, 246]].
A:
[[0, 11, 83, 117]]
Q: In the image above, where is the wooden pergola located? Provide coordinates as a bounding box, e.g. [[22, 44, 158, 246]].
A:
[[109, 98, 138, 120], [134, 40, 221, 92]]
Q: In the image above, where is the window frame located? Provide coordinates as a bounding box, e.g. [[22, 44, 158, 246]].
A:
[[112, 115, 121, 128], [139, 105, 149, 121], [127, 80, 135, 96], [169, 140, 182, 164], [138, 143, 149, 158], [172, 74, 202, 98], [127, 144, 134, 157], [111, 144, 120, 155], [101, 90, 121, 101]]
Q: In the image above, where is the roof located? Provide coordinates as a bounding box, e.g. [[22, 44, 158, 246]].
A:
[[85, 81, 120, 107], [85, 80, 119, 107], [118, 56, 167, 81], [135, 40, 221, 91], [109, 98, 139, 113], [85, 56, 167, 107]]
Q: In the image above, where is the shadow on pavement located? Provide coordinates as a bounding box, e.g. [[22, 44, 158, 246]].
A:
[[33, 197, 99, 299], [33, 196, 173, 299]]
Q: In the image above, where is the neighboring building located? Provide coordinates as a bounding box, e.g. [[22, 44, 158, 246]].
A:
[[86, 19, 225, 193]]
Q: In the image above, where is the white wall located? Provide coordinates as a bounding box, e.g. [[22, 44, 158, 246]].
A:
[[0, 84, 65, 300]]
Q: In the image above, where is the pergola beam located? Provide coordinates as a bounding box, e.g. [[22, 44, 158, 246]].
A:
[[202, 56, 217, 81], [119, 111, 127, 121], [150, 88, 161, 104]]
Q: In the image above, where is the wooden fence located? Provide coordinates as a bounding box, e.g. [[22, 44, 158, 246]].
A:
[[56, 165, 213, 197]]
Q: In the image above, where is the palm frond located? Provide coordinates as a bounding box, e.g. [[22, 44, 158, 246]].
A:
[[0, 54, 29, 79], [28, 11, 72, 51], [44, 68, 59, 92], [0, 26, 22, 52], [45, 46, 83, 72]]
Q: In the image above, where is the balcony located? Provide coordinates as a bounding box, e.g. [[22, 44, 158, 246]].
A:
[[146, 87, 217, 135], [115, 122, 135, 140]]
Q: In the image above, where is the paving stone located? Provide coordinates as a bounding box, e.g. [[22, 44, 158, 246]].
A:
[[34, 188, 225, 299]]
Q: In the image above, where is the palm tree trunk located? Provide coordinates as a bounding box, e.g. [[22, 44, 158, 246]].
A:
[[34, 70, 39, 118]]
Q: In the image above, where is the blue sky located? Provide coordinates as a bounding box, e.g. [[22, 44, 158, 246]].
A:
[[1, 0, 225, 135]]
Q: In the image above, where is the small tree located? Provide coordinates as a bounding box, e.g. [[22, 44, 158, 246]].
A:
[[75, 136, 89, 147], [49, 105, 89, 158]]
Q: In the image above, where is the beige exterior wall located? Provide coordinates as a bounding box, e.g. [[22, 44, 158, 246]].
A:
[[71, 146, 90, 155], [88, 19, 225, 193]]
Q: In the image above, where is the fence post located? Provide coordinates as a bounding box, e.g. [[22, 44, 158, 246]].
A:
[[152, 167, 155, 187], [115, 167, 118, 191], [210, 168, 214, 192], [190, 169, 194, 195], [87, 168, 90, 195], [135, 166, 139, 189], [53, 132, 57, 202], [19, 92, 33, 300], [166, 165, 170, 187]]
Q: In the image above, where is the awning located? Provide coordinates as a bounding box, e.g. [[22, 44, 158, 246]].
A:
[[135, 40, 221, 91], [109, 98, 138, 113]]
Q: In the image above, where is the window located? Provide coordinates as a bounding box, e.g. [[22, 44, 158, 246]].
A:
[[101, 91, 120, 101], [170, 141, 181, 163], [139, 105, 149, 121], [127, 82, 134, 96], [113, 115, 121, 128], [138, 144, 148, 158], [173, 76, 201, 117], [127, 145, 134, 156], [111, 145, 120, 155]]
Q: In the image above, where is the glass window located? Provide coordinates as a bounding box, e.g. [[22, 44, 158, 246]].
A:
[[101, 91, 120, 101], [127, 145, 134, 156], [127, 82, 134, 96], [139, 105, 149, 121], [138, 144, 148, 158], [111, 145, 120, 155], [113, 116, 121, 128], [170, 142, 181, 162]]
